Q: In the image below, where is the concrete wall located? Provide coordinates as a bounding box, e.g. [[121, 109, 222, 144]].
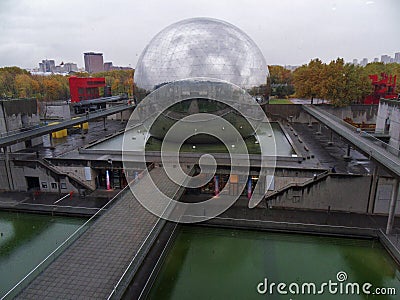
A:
[[10, 162, 78, 193], [0, 160, 10, 190], [265, 104, 378, 124], [270, 175, 370, 213], [373, 177, 400, 215], [0, 99, 41, 152], [57, 166, 97, 190], [376, 100, 400, 149], [106, 103, 133, 121], [40, 102, 71, 120], [319, 104, 377, 124], [0, 103, 7, 136]]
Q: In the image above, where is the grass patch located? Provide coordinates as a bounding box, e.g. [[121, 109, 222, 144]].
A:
[[268, 98, 293, 104]]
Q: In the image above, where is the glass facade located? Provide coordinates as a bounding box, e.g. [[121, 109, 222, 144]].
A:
[[134, 17, 269, 100]]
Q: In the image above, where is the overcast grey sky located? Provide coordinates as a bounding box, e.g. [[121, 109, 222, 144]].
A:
[[0, 0, 399, 69]]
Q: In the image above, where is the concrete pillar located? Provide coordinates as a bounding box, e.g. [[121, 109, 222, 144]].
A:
[[386, 178, 399, 235], [328, 130, 334, 145], [367, 166, 379, 214], [308, 116, 313, 127], [3, 147, 14, 190], [81, 123, 85, 139], [49, 133, 53, 147], [343, 144, 351, 159], [316, 123, 322, 135]]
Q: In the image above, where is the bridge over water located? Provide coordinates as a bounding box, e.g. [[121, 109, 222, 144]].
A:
[[12, 165, 188, 299]]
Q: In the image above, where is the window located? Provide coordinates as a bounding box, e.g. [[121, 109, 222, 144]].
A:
[[51, 182, 57, 189], [60, 182, 67, 189], [41, 182, 48, 189]]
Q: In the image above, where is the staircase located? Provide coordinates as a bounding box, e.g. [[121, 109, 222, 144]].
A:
[[265, 170, 330, 201]]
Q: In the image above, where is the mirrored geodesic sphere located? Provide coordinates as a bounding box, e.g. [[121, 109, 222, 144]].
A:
[[134, 17, 269, 100]]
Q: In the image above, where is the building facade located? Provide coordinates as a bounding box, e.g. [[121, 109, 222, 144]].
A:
[[84, 52, 104, 73], [69, 76, 106, 103], [39, 59, 56, 72], [376, 99, 400, 150]]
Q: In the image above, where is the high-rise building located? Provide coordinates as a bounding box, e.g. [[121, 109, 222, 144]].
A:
[[84, 52, 104, 73], [395, 52, 400, 63], [352, 59, 358, 65], [381, 55, 391, 64], [63, 63, 78, 73], [104, 62, 113, 71], [38, 59, 56, 72], [360, 58, 368, 67], [373, 57, 379, 63]]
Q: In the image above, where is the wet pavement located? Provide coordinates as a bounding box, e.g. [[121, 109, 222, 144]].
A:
[[290, 98, 327, 105], [0, 190, 120, 217], [292, 122, 376, 174], [15, 119, 127, 159]]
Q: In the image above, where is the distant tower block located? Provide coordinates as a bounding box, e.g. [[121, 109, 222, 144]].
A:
[[84, 52, 104, 73]]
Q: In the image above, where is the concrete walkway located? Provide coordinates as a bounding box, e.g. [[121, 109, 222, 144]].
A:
[[303, 105, 400, 177], [0, 104, 132, 148], [0, 190, 117, 216], [16, 166, 185, 299]]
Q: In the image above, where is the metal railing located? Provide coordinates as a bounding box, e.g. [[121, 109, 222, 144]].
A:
[[1, 165, 151, 300], [138, 223, 180, 300], [326, 108, 400, 158], [107, 165, 193, 300], [265, 170, 330, 201], [305, 105, 400, 161]]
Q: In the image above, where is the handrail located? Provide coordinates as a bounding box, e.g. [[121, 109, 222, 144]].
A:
[[1, 164, 151, 300], [107, 165, 194, 299], [138, 222, 180, 300], [303, 105, 400, 177], [39, 159, 95, 191], [265, 170, 330, 201], [0, 103, 132, 148], [309, 105, 400, 157]]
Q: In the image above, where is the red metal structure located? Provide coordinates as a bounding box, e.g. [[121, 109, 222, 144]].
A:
[[363, 73, 397, 104], [69, 76, 106, 103]]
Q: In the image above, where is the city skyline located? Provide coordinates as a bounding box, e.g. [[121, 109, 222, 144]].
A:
[[1, 0, 400, 69]]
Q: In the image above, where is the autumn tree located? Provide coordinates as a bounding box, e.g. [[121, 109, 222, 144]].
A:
[[93, 69, 134, 97], [320, 58, 370, 106], [269, 65, 294, 98], [269, 65, 292, 84], [293, 58, 372, 106], [15, 74, 40, 98], [0, 67, 30, 98], [293, 58, 325, 100], [39, 75, 69, 101]]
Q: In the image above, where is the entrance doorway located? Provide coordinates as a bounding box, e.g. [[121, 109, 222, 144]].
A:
[[25, 176, 40, 191]]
